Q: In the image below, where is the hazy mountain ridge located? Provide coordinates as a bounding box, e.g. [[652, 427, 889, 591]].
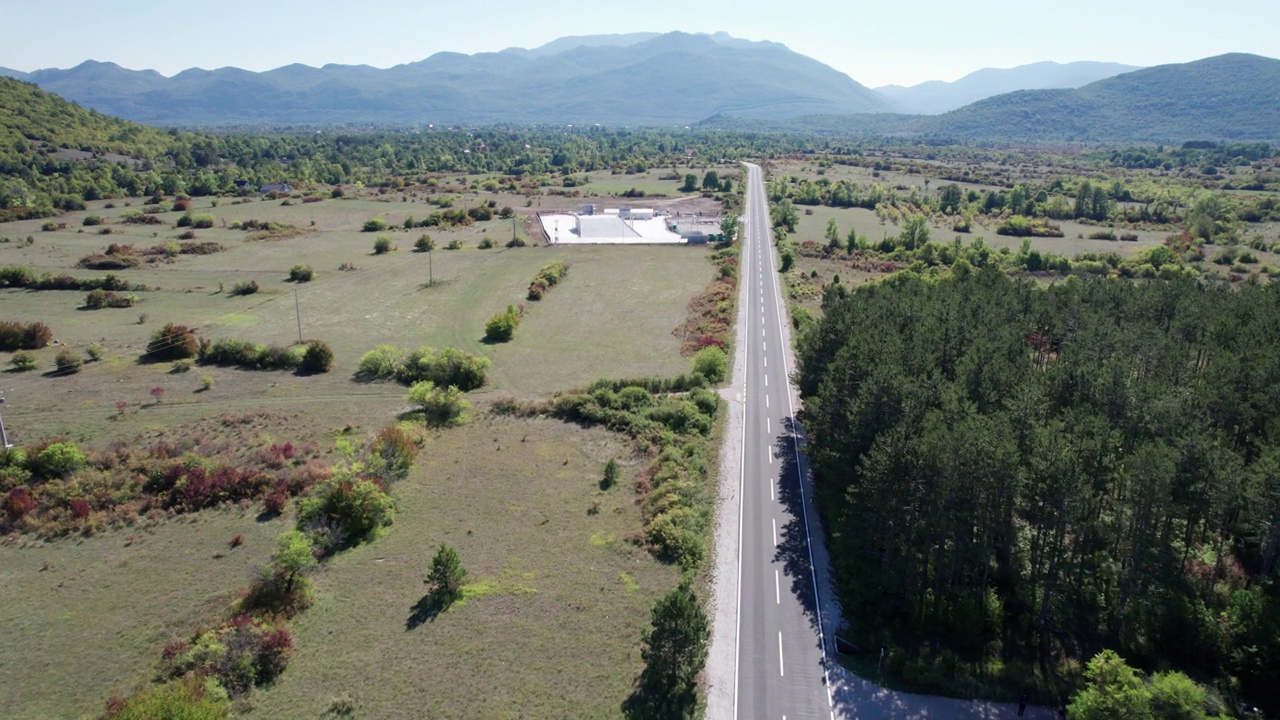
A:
[[0, 32, 888, 126], [875, 60, 1141, 114], [910, 53, 1280, 141]]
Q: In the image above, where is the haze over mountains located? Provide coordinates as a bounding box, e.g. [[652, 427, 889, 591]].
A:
[[875, 61, 1140, 114], [0, 32, 889, 126], [1, 32, 1277, 142]]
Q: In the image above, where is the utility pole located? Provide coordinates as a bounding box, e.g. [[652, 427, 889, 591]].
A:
[[0, 395, 12, 450], [294, 288, 303, 343], [428, 248, 434, 286]]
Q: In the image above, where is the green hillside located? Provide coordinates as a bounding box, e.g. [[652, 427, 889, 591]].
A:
[[912, 53, 1280, 142], [0, 76, 179, 158]]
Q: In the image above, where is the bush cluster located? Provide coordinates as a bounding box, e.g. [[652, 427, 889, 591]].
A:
[[2, 438, 324, 537], [0, 320, 52, 351], [527, 261, 568, 300], [146, 323, 199, 361], [198, 338, 303, 371], [229, 279, 259, 296], [484, 304, 521, 343], [84, 289, 137, 309], [1, 266, 141, 292], [176, 213, 215, 229], [407, 381, 471, 426], [297, 474, 395, 550], [299, 340, 333, 374], [159, 615, 293, 698], [356, 344, 489, 389], [287, 264, 314, 282]]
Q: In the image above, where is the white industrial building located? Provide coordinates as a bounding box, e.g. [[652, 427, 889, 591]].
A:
[[539, 206, 684, 245]]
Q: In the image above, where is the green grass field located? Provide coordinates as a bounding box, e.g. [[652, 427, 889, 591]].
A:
[[0, 187, 715, 718]]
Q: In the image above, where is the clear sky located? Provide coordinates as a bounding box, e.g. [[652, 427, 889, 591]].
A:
[[1, 0, 1277, 88]]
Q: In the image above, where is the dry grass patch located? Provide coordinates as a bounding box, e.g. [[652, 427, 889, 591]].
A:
[[0, 508, 288, 720], [249, 413, 679, 720]]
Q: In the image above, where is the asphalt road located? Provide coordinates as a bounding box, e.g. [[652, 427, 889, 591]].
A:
[[734, 163, 834, 720]]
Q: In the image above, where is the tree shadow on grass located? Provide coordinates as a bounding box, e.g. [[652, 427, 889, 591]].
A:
[[621, 677, 697, 720], [406, 592, 448, 630]]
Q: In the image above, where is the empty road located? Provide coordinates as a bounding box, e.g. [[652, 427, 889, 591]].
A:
[[733, 162, 834, 720]]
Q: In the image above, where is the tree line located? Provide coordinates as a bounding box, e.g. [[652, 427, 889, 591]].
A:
[[797, 269, 1280, 712]]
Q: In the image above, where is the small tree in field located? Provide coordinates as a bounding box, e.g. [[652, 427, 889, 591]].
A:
[[425, 543, 467, 605], [414, 234, 435, 252], [602, 458, 620, 489], [272, 529, 317, 595], [373, 235, 394, 254]]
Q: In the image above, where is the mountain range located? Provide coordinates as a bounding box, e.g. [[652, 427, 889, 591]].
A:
[[1, 33, 1277, 142], [875, 61, 1140, 114], [0, 32, 889, 126]]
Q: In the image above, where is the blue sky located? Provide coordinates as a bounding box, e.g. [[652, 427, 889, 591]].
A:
[[2, 0, 1277, 87]]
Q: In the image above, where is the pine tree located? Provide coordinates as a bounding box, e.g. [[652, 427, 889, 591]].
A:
[[426, 543, 467, 604]]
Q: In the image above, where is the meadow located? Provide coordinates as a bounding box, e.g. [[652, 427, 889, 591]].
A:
[[0, 183, 715, 718]]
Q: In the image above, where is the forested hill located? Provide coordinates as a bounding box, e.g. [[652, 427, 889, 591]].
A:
[[911, 53, 1280, 142], [1, 32, 890, 126], [0, 76, 181, 159], [798, 269, 1280, 713]]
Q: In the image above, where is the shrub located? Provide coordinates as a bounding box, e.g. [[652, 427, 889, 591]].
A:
[[287, 264, 314, 282], [0, 321, 52, 351], [230, 280, 259, 296], [41, 221, 57, 231], [362, 218, 388, 232], [357, 344, 403, 380], [527, 261, 568, 301], [446, 239, 463, 250], [101, 676, 231, 720], [396, 346, 489, 390], [478, 237, 496, 249], [299, 340, 334, 374], [484, 304, 521, 343], [298, 475, 395, 545], [82, 215, 104, 226], [159, 617, 293, 698], [692, 346, 728, 384], [147, 323, 199, 361], [373, 235, 394, 254], [189, 214, 215, 229], [84, 289, 136, 309], [9, 350, 37, 371], [506, 236, 527, 248], [178, 229, 197, 240], [34, 441, 88, 479], [172, 359, 193, 374], [414, 234, 435, 252], [55, 347, 83, 374], [370, 425, 419, 480], [407, 381, 470, 426]]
